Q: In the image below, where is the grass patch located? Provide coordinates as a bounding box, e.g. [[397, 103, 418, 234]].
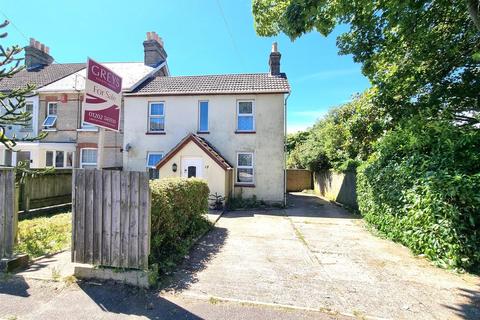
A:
[[16, 212, 71, 258]]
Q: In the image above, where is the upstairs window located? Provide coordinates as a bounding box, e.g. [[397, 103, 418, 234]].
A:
[[43, 102, 58, 129], [148, 102, 165, 132], [237, 101, 254, 132], [24, 103, 34, 130], [236, 152, 254, 184], [198, 101, 209, 132]]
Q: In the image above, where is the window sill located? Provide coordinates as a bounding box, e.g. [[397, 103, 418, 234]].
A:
[[197, 131, 210, 134], [146, 132, 166, 135], [234, 183, 255, 188], [42, 128, 57, 132], [235, 131, 256, 134]]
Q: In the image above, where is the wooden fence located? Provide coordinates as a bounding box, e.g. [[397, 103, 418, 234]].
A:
[[72, 169, 151, 270], [286, 169, 313, 192], [19, 170, 72, 212], [0, 168, 16, 258]]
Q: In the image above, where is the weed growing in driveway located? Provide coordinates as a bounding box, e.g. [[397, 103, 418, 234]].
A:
[[16, 212, 71, 258], [209, 297, 220, 304]]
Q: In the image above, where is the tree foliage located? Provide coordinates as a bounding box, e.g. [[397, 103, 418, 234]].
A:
[[287, 89, 386, 171], [253, 0, 480, 126], [0, 20, 42, 149], [357, 119, 480, 272]]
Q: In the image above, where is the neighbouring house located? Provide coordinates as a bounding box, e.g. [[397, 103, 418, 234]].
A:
[[122, 42, 290, 203], [0, 32, 169, 168]]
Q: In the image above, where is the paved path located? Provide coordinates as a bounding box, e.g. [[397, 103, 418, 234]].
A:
[[164, 193, 480, 319], [1, 192, 479, 319]]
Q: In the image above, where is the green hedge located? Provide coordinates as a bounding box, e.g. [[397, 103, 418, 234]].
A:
[[149, 177, 211, 273], [357, 119, 480, 272]]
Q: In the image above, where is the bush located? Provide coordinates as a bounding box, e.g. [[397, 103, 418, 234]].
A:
[[16, 212, 72, 258], [357, 119, 480, 272], [149, 177, 211, 274]]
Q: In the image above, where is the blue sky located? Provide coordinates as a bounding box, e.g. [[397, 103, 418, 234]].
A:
[[1, 0, 370, 132]]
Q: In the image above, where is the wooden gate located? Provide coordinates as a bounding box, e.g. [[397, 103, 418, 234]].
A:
[[72, 169, 151, 270], [0, 168, 16, 259]]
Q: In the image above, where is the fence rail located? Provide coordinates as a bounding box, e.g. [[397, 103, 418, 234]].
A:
[[0, 168, 16, 258], [19, 170, 72, 212], [72, 169, 151, 270]]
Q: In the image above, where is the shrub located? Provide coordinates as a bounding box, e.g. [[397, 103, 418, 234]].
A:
[[16, 212, 72, 258], [149, 177, 211, 274], [357, 119, 480, 272]]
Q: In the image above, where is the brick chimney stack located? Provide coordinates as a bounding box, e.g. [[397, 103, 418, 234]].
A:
[[25, 38, 53, 70], [269, 42, 282, 76], [143, 32, 167, 67]]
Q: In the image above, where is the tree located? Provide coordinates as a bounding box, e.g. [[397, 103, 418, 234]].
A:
[[253, 0, 480, 127], [0, 20, 39, 149]]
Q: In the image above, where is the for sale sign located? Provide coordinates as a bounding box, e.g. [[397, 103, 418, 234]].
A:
[[82, 58, 122, 131]]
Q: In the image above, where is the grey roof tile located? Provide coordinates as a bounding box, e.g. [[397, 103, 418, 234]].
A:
[[130, 73, 290, 95], [0, 63, 85, 92]]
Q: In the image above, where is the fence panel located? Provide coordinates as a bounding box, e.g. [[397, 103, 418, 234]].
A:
[[286, 169, 313, 192], [72, 169, 150, 270], [19, 170, 72, 212], [0, 168, 16, 259]]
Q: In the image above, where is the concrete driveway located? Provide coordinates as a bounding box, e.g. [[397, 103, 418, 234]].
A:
[[164, 192, 480, 319]]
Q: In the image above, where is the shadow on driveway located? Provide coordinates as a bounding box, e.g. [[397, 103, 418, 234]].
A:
[[79, 281, 202, 320], [443, 286, 480, 320], [161, 226, 228, 292]]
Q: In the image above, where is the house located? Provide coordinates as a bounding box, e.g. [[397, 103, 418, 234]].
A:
[[0, 32, 169, 168], [122, 41, 290, 203]]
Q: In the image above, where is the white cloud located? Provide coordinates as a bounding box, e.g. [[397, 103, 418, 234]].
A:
[[287, 123, 312, 134]]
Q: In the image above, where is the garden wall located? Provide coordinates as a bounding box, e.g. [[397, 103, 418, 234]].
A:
[[286, 169, 313, 192], [313, 170, 357, 209]]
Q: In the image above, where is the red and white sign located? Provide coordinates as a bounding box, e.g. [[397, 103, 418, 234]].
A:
[[82, 58, 122, 131]]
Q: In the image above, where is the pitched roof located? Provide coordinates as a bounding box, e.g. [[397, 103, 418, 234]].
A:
[[37, 62, 156, 92], [128, 73, 290, 95], [0, 63, 85, 92], [156, 133, 233, 171]]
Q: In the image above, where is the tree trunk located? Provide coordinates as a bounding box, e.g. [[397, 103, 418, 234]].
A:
[[466, 0, 480, 31]]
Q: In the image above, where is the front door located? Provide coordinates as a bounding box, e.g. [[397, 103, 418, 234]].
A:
[[181, 157, 203, 178]]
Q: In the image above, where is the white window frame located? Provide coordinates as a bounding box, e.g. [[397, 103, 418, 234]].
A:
[[198, 100, 209, 132], [47, 102, 58, 116], [146, 152, 164, 168], [80, 148, 98, 168], [22, 102, 34, 131], [236, 152, 255, 184], [43, 102, 58, 130], [148, 101, 165, 133], [45, 150, 74, 168], [236, 100, 255, 132]]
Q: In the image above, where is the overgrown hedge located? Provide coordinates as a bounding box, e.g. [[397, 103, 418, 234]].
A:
[[357, 119, 480, 272], [149, 177, 211, 274]]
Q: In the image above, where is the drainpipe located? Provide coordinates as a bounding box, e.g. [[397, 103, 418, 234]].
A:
[[283, 92, 290, 207]]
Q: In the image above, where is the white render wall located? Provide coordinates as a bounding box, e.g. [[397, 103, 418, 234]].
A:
[[123, 93, 285, 202]]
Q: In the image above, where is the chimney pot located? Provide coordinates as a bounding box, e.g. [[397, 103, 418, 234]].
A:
[[25, 38, 54, 69], [143, 31, 167, 67], [272, 42, 278, 53]]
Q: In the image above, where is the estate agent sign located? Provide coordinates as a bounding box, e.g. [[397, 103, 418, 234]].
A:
[[82, 58, 122, 131]]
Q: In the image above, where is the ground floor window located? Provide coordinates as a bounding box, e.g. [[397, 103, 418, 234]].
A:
[[147, 152, 163, 179], [80, 148, 97, 168], [236, 152, 254, 184], [46, 150, 74, 168]]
